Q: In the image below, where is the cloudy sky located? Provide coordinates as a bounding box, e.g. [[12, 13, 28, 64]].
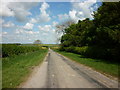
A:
[[0, 0, 102, 44]]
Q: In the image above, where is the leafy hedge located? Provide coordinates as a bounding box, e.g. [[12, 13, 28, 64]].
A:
[[60, 46, 119, 61], [2, 44, 41, 57]]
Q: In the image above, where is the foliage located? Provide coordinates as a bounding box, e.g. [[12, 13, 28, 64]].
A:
[[93, 2, 120, 27], [2, 44, 41, 57], [33, 40, 42, 44], [59, 2, 120, 61]]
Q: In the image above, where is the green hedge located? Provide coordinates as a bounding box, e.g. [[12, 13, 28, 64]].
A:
[[2, 44, 41, 57], [60, 46, 119, 61]]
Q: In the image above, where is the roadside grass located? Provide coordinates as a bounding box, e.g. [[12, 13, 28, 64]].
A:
[[55, 50, 119, 78], [2, 49, 48, 88]]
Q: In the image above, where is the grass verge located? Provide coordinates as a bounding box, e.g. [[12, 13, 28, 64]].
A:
[[2, 49, 48, 88], [55, 50, 118, 78]]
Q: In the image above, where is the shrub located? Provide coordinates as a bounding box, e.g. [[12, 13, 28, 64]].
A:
[[84, 46, 107, 59], [65, 46, 75, 52], [74, 46, 88, 54], [2, 44, 41, 57], [60, 46, 119, 61]]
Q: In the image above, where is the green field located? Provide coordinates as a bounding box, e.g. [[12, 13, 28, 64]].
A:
[[2, 44, 48, 88], [55, 49, 118, 78]]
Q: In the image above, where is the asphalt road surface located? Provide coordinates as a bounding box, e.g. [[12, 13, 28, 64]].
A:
[[20, 49, 118, 88]]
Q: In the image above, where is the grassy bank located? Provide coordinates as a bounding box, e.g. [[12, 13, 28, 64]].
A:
[[2, 49, 48, 88], [55, 50, 118, 78]]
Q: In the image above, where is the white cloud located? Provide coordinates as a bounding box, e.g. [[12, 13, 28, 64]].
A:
[[15, 28, 39, 35], [2, 21, 15, 28], [2, 30, 40, 44], [0, 2, 14, 17], [70, 0, 97, 22], [68, 10, 85, 22], [38, 2, 51, 23], [42, 32, 48, 36], [38, 25, 52, 32], [9, 2, 38, 22], [58, 13, 69, 21], [69, 10, 77, 21], [0, 2, 38, 22], [23, 23, 34, 30], [52, 21, 58, 27], [2, 32, 8, 35], [3, 23, 57, 44], [28, 2, 51, 24], [40, 2, 49, 12], [26, 31, 39, 34], [0, 18, 4, 24], [30, 18, 37, 23], [56, 0, 98, 23], [15, 29, 21, 34], [1, 2, 50, 23]]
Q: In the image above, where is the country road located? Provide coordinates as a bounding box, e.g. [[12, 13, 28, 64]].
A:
[[20, 49, 118, 88]]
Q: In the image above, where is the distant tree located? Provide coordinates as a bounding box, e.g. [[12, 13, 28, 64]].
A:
[[33, 40, 42, 44]]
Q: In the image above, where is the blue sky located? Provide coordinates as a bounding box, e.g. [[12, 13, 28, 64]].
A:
[[0, 1, 102, 44]]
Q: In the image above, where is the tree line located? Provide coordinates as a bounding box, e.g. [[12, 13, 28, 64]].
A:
[[59, 2, 120, 61]]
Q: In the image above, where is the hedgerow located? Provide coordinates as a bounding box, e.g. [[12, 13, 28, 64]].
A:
[[2, 44, 41, 57]]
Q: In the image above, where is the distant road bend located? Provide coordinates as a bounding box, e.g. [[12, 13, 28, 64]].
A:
[[21, 48, 118, 88]]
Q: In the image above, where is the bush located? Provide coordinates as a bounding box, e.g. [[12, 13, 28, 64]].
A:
[[83, 46, 119, 61], [65, 46, 75, 52], [2, 44, 41, 57], [60, 46, 119, 61], [59, 46, 65, 51], [84, 46, 107, 59], [74, 46, 88, 54]]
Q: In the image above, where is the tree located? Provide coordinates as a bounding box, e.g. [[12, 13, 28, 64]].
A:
[[93, 2, 120, 47], [93, 2, 120, 27], [33, 40, 42, 44], [55, 20, 75, 45], [59, 2, 120, 61], [56, 20, 75, 34]]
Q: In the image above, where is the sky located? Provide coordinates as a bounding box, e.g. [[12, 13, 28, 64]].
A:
[[0, 0, 102, 44]]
